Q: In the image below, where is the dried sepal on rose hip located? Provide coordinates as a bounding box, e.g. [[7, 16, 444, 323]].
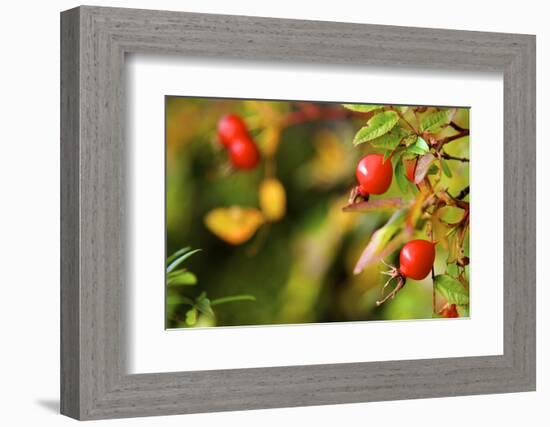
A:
[[376, 239, 436, 306], [349, 154, 393, 203]]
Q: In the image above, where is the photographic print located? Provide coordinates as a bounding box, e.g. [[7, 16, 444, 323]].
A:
[[165, 97, 470, 329]]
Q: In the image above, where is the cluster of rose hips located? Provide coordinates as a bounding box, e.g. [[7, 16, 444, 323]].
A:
[[217, 114, 260, 170], [353, 154, 436, 306], [354, 153, 417, 198]]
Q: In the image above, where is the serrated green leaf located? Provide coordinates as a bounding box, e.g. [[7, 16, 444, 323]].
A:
[[166, 248, 202, 273], [446, 263, 459, 277], [353, 111, 399, 145], [421, 110, 452, 132], [370, 127, 409, 150], [405, 136, 430, 155], [440, 157, 452, 177], [343, 104, 383, 113], [394, 106, 409, 114], [394, 158, 408, 193], [167, 270, 197, 286], [434, 274, 469, 305], [416, 136, 430, 151], [404, 134, 418, 147]]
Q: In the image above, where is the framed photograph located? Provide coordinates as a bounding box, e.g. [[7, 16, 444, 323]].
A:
[[61, 6, 536, 420]]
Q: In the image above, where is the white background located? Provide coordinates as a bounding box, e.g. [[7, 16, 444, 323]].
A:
[[128, 57, 503, 373], [0, 0, 546, 426]]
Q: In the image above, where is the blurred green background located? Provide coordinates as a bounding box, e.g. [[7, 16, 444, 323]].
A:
[[165, 97, 469, 328]]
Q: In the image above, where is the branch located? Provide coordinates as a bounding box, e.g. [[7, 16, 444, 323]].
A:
[[439, 129, 469, 146], [455, 186, 470, 200], [441, 152, 470, 163], [437, 190, 470, 210], [449, 121, 468, 132]]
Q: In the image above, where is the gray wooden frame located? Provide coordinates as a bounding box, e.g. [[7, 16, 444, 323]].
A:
[[60, 5, 536, 420]]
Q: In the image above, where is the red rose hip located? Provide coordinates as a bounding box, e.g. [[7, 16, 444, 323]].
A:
[[217, 114, 249, 147], [228, 135, 260, 170], [356, 154, 393, 195], [399, 239, 436, 280]]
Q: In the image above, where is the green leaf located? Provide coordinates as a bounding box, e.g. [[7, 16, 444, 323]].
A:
[[446, 263, 459, 277], [210, 294, 257, 306], [353, 111, 399, 145], [420, 109, 453, 132], [343, 104, 383, 113], [185, 308, 198, 326], [434, 274, 469, 305], [405, 136, 430, 155], [167, 270, 197, 286], [403, 134, 418, 147], [394, 158, 408, 193], [440, 158, 452, 177], [195, 296, 215, 317], [166, 294, 194, 307], [394, 106, 409, 114], [370, 127, 408, 150], [416, 136, 430, 151], [353, 209, 407, 274], [166, 247, 191, 266], [166, 248, 202, 273]]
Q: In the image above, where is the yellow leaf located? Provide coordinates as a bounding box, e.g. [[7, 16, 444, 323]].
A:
[[204, 207, 264, 245], [259, 178, 286, 222]]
